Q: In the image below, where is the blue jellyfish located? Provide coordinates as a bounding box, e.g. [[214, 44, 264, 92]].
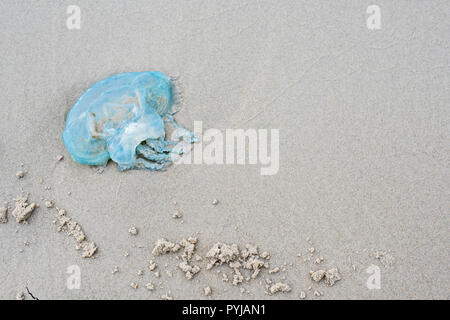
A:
[[63, 71, 195, 171]]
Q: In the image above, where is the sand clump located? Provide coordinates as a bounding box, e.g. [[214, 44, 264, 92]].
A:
[[152, 238, 181, 256], [205, 242, 240, 267], [151, 237, 201, 280], [268, 267, 280, 274], [16, 171, 25, 179], [323, 268, 341, 286], [268, 282, 292, 294], [310, 269, 326, 282], [16, 291, 25, 300], [373, 250, 395, 268], [0, 203, 8, 224], [148, 260, 157, 271], [130, 282, 138, 289], [128, 226, 138, 235], [161, 292, 173, 300], [313, 290, 322, 297], [54, 208, 97, 258], [145, 282, 154, 291], [310, 267, 341, 286], [178, 237, 201, 279], [44, 200, 54, 208], [205, 243, 270, 286], [12, 196, 37, 223], [149, 237, 293, 295], [172, 211, 182, 219], [204, 286, 212, 296]]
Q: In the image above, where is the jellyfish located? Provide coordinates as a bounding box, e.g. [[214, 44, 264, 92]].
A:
[[62, 71, 195, 171]]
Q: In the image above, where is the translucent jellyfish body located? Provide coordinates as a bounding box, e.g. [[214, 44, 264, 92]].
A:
[[62, 71, 195, 171]]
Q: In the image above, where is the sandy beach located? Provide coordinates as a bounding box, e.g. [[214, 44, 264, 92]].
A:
[[0, 0, 449, 299]]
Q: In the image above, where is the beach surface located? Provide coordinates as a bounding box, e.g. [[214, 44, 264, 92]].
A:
[[0, 0, 449, 299]]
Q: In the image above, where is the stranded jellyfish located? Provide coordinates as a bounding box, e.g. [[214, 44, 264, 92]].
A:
[[63, 71, 195, 171]]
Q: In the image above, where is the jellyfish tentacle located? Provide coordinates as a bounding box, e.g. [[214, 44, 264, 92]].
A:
[[136, 144, 173, 163], [118, 158, 167, 171], [145, 137, 177, 153], [144, 137, 186, 156]]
